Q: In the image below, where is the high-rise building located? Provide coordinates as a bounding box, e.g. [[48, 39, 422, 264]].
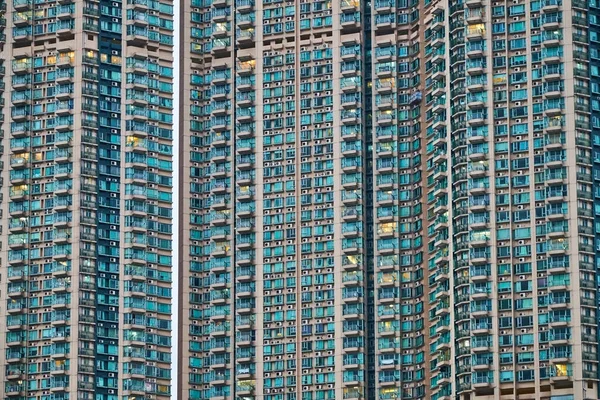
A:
[[0, 0, 174, 398], [179, 0, 598, 399]]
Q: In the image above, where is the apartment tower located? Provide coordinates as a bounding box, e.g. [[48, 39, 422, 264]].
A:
[[0, 0, 174, 398], [180, 0, 599, 399]]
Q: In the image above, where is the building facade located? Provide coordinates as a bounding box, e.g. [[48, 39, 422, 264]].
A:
[[180, 0, 599, 400], [0, 0, 174, 399]]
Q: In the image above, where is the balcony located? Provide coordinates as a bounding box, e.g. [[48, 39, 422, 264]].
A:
[[6, 365, 24, 380], [11, 108, 29, 122], [436, 301, 450, 316], [342, 159, 360, 173], [548, 315, 569, 328], [342, 111, 360, 125], [236, 78, 254, 92], [544, 134, 565, 152], [547, 295, 569, 309], [467, 113, 486, 126], [7, 299, 25, 314], [51, 280, 70, 294], [341, 95, 360, 110], [542, 17, 561, 31], [236, 109, 254, 124], [236, 93, 254, 109], [236, 0, 253, 12], [54, 18, 74, 36], [129, 8, 148, 27], [466, 26, 484, 40], [467, 165, 488, 181], [542, 53, 562, 67], [9, 186, 28, 200], [431, 51, 444, 65], [466, 46, 484, 59], [431, 83, 445, 98], [342, 46, 361, 61], [431, 67, 445, 82], [342, 78, 361, 93], [236, 29, 254, 47], [431, 34, 445, 48], [374, 63, 394, 79], [544, 103, 563, 118], [5, 384, 24, 396], [211, 35, 232, 54], [341, 0, 359, 11], [13, 29, 32, 43], [342, 191, 361, 206], [548, 276, 570, 292], [467, 80, 485, 93], [542, 32, 562, 48], [469, 250, 489, 265], [541, 0, 560, 12], [125, 23, 150, 43], [547, 254, 568, 272], [342, 255, 362, 272], [11, 91, 29, 106], [340, 12, 361, 32], [467, 100, 486, 113], [235, 123, 253, 138], [374, 12, 397, 31], [123, 384, 145, 397]]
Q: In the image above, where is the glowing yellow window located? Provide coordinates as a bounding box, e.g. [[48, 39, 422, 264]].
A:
[[380, 388, 398, 396], [346, 255, 359, 264], [380, 78, 394, 87], [238, 380, 256, 390], [11, 154, 29, 164], [554, 364, 569, 376], [493, 75, 506, 85], [126, 136, 144, 147], [378, 222, 397, 234], [467, 24, 485, 35], [381, 321, 394, 331], [156, 385, 170, 394], [239, 60, 255, 69]]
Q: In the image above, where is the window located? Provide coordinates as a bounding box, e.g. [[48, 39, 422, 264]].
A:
[[509, 4, 525, 15]]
